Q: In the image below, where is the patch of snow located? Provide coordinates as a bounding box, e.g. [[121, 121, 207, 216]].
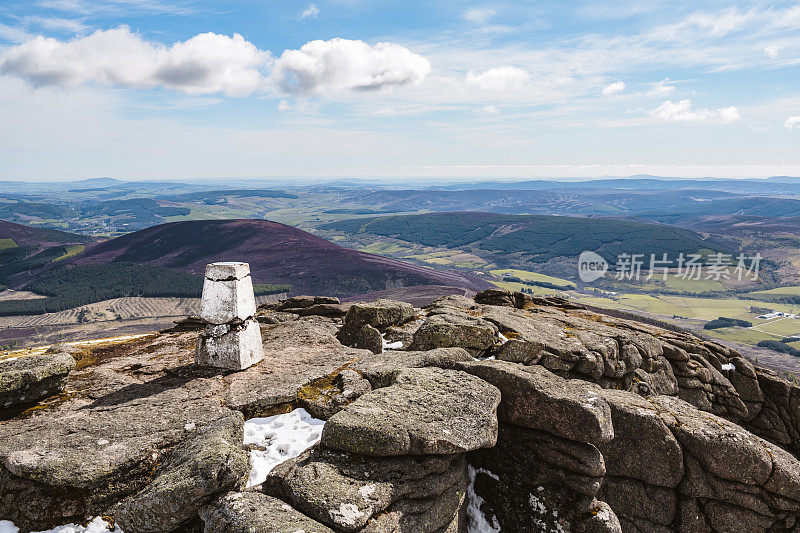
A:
[[97, 439, 109, 446], [0, 517, 122, 533], [244, 408, 325, 487], [721, 363, 735, 371], [466, 464, 501, 533], [329, 503, 364, 526], [381, 333, 404, 350], [184, 422, 196, 431], [498, 332, 509, 344]]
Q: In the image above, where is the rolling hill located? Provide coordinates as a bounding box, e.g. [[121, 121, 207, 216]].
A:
[[70, 219, 487, 296], [323, 212, 731, 277], [0, 221, 92, 288]]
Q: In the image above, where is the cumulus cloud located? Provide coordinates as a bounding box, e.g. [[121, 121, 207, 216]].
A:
[[651, 99, 740, 123], [0, 30, 431, 98], [0, 27, 271, 96], [764, 45, 780, 58], [786, 116, 800, 129], [274, 38, 431, 94], [602, 81, 625, 95], [466, 66, 529, 91], [301, 3, 319, 19]]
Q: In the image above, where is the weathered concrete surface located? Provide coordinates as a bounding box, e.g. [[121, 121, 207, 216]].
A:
[[200, 262, 258, 325], [196, 262, 264, 371], [195, 319, 265, 371], [0, 352, 75, 409]]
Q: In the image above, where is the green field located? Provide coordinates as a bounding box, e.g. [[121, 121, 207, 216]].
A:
[[746, 286, 800, 298], [52, 244, 85, 262], [0, 239, 17, 250], [491, 280, 562, 296], [489, 269, 576, 288]]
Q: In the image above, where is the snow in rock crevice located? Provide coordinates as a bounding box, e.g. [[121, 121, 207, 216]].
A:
[[465, 464, 501, 533], [0, 517, 122, 533], [244, 407, 325, 487]]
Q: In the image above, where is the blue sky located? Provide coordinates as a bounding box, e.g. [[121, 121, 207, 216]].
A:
[[0, 0, 799, 181]]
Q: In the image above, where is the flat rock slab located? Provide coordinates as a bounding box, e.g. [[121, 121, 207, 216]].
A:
[[201, 492, 335, 533], [456, 359, 614, 445], [321, 367, 500, 456], [350, 347, 473, 388], [344, 299, 414, 329], [223, 319, 370, 417], [0, 352, 75, 409], [408, 314, 499, 355]]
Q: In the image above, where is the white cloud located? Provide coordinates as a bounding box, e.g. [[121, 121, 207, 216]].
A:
[[651, 100, 740, 123], [466, 66, 529, 91], [301, 3, 319, 19], [0, 23, 35, 44], [480, 105, 500, 115], [786, 116, 800, 129], [23, 16, 88, 34], [463, 8, 495, 24], [718, 106, 741, 123], [0, 27, 271, 96], [647, 79, 674, 96], [602, 81, 625, 95], [37, 0, 194, 16], [764, 45, 780, 58], [681, 9, 754, 36], [274, 38, 431, 94]]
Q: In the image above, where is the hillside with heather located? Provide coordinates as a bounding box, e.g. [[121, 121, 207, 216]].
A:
[[71, 219, 487, 297]]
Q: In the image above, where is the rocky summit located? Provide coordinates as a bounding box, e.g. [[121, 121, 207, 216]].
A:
[[2, 289, 800, 532]]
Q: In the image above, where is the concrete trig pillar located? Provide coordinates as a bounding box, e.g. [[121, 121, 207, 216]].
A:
[[195, 262, 264, 370]]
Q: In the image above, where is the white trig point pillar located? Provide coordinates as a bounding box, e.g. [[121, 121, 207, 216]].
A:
[[195, 262, 264, 370]]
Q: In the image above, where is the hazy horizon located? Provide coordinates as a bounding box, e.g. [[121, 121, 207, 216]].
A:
[[1, 1, 800, 181]]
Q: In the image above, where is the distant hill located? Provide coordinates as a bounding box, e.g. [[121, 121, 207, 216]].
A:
[[641, 197, 800, 223], [159, 189, 298, 202], [0, 221, 92, 288], [324, 212, 730, 276], [0, 220, 91, 247], [71, 219, 487, 296]]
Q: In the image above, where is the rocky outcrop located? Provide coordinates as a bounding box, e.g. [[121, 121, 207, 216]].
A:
[[337, 299, 415, 348], [4, 288, 800, 533], [321, 367, 500, 456], [0, 352, 75, 410], [117, 413, 250, 532], [201, 492, 335, 532], [265, 447, 467, 532], [264, 364, 497, 532]]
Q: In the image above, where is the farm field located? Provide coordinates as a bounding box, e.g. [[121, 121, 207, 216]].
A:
[[489, 269, 576, 287]]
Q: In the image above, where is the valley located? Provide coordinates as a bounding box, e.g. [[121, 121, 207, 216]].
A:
[[5, 177, 800, 373]]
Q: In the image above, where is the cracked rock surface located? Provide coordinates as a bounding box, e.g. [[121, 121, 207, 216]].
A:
[[3, 289, 800, 532]]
